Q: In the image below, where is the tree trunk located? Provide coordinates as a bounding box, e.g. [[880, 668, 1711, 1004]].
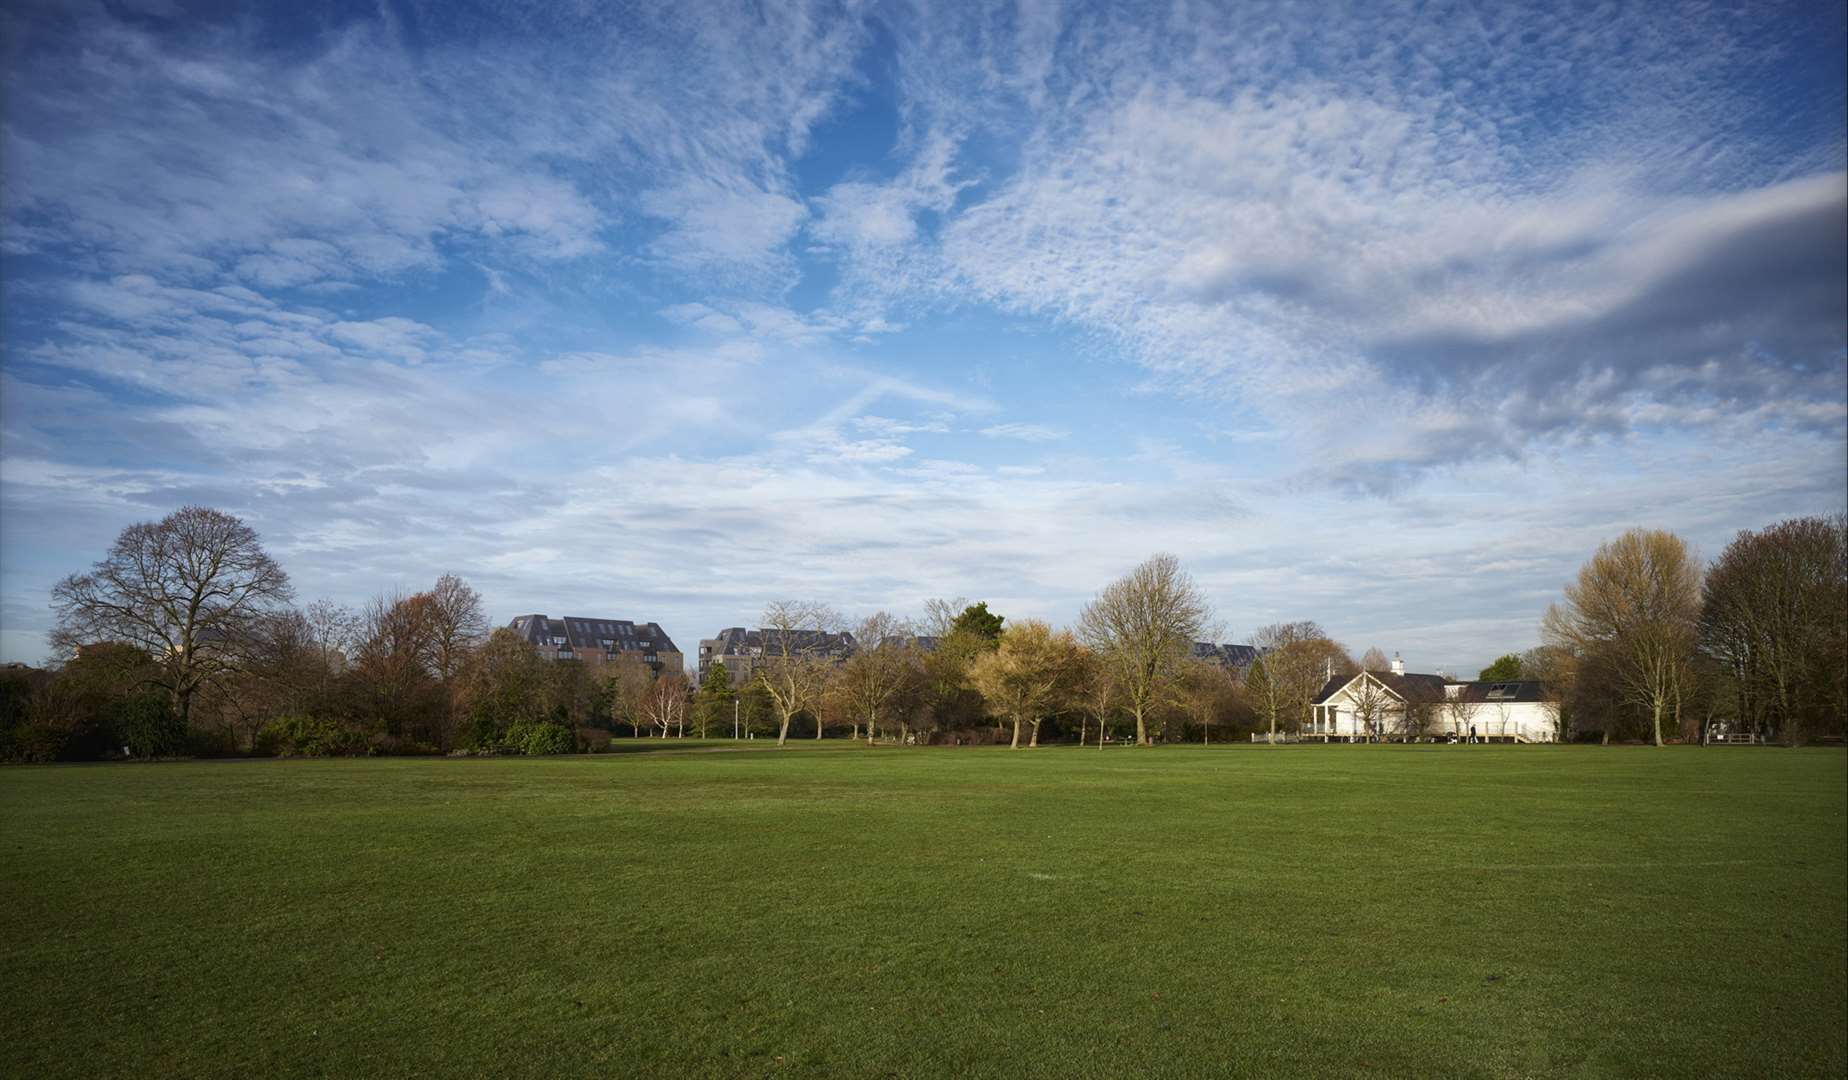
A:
[[1601, 727, 1610, 746], [1028, 720, 1039, 748], [851, 722, 859, 741], [1010, 718, 1021, 749], [1134, 707, 1149, 747], [1651, 699, 1664, 747], [777, 713, 791, 746]]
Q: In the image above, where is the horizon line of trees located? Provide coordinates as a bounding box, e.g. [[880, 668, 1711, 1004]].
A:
[[3, 505, 1842, 762]]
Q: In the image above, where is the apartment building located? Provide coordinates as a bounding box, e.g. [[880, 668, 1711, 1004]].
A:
[[509, 614, 683, 675], [697, 626, 858, 687]]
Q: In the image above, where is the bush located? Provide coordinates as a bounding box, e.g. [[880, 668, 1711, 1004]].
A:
[[111, 693, 185, 758], [258, 715, 364, 757], [369, 735, 441, 757], [504, 721, 576, 756], [4, 723, 70, 763]]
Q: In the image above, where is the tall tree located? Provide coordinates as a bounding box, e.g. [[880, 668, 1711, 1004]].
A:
[[918, 599, 993, 735], [834, 612, 919, 742], [1520, 645, 1573, 741], [608, 656, 653, 738], [695, 660, 736, 738], [353, 589, 444, 744], [1478, 654, 1524, 681], [1698, 515, 1848, 744], [1247, 622, 1339, 742], [1072, 647, 1118, 748], [426, 573, 488, 682], [50, 505, 293, 731], [758, 600, 841, 746], [1077, 554, 1212, 746], [949, 602, 1005, 643], [642, 672, 691, 738], [1168, 659, 1236, 745], [456, 627, 554, 747], [1542, 528, 1702, 747], [1360, 647, 1391, 672], [966, 620, 1082, 748]]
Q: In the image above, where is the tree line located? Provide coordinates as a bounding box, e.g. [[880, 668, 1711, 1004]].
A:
[[1537, 515, 1846, 746], [3, 505, 1840, 761]]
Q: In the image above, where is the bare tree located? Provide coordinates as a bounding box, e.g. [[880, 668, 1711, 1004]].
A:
[[1542, 528, 1702, 747], [1168, 659, 1236, 745], [922, 597, 971, 638], [1076, 554, 1212, 746], [1360, 646, 1391, 672], [1247, 622, 1340, 742], [1072, 647, 1118, 748], [426, 573, 488, 682], [354, 589, 446, 743], [758, 600, 842, 746], [1347, 672, 1396, 742], [1699, 516, 1848, 745], [50, 505, 294, 731], [966, 620, 1082, 748], [642, 672, 690, 738], [608, 656, 653, 738], [834, 612, 918, 743], [302, 599, 359, 692], [1520, 644, 1574, 742]]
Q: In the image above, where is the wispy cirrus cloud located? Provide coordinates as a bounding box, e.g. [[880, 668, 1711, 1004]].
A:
[[0, 0, 1842, 675]]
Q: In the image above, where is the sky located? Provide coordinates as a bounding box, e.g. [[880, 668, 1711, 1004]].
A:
[[2, 0, 1844, 676]]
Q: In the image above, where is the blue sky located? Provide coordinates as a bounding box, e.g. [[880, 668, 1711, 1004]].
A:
[[2, 0, 1844, 674]]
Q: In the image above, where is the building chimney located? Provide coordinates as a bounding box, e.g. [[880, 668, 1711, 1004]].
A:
[[1391, 652, 1405, 675]]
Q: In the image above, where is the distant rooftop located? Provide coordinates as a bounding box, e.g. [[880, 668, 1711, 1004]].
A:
[[510, 615, 678, 654]]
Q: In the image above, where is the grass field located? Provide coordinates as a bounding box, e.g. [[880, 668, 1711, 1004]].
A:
[[3, 745, 1843, 1078]]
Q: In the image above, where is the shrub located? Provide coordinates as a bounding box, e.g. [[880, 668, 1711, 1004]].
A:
[[258, 715, 363, 757], [369, 735, 441, 756], [5, 723, 70, 763], [504, 721, 576, 756], [111, 693, 185, 758]]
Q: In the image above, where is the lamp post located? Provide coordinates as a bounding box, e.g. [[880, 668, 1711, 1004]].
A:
[[733, 697, 739, 740]]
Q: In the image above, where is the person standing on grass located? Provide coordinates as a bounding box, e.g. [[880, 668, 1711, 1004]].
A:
[[1469, 724, 1478, 744]]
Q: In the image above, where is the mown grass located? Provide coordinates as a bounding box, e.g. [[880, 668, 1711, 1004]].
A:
[[2, 745, 1843, 1078]]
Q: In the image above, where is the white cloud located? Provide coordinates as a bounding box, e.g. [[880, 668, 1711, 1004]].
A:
[[980, 422, 1066, 442], [639, 181, 809, 284]]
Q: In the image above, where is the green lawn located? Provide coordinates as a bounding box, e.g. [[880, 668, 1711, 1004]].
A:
[[3, 746, 1843, 1078]]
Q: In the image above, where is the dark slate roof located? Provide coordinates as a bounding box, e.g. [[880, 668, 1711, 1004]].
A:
[[1374, 671, 1448, 703], [880, 634, 940, 652], [1453, 679, 1545, 703], [509, 615, 678, 654], [1192, 642, 1259, 667], [703, 627, 857, 657], [1310, 675, 1348, 704]]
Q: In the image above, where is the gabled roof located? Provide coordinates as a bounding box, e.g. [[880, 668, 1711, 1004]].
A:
[[1312, 669, 1447, 705]]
